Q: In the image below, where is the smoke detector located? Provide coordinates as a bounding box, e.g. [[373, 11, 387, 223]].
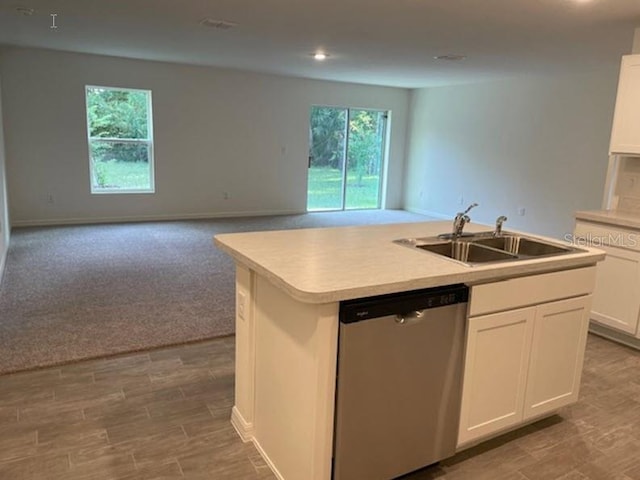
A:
[[199, 18, 238, 30]]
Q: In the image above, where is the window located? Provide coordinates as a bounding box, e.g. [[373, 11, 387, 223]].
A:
[[85, 86, 154, 193]]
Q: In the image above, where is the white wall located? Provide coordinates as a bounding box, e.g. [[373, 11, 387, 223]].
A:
[[0, 47, 410, 226], [404, 70, 618, 238], [0, 73, 10, 280]]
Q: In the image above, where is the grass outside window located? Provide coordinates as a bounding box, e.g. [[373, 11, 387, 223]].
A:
[[307, 167, 380, 211]]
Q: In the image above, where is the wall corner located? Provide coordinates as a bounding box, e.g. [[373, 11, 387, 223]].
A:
[[633, 27, 640, 54], [0, 73, 11, 285]]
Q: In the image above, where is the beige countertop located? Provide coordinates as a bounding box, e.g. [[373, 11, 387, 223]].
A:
[[575, 209, 640, 230], [214, 221, 604, 304]]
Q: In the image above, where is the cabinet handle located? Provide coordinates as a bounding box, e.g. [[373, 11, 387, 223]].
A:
[[395, 310, 425, 325]]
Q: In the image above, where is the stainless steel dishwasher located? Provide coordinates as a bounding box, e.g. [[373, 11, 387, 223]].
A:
[[333, 284, 469, 480]]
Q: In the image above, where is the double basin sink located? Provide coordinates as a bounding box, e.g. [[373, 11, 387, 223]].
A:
[[394, 231, 584, 266]]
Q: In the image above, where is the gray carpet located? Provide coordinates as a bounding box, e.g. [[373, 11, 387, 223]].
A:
[[0, 210, 430, 374]]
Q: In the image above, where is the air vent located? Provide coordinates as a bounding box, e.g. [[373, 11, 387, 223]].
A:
[[199, 18, 238, 30], [434, 54, 467, 61], [15, 7, 36, 16]]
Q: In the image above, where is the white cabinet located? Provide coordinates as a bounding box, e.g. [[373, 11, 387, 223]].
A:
[[610, 55, 640, 155], [590, 244, 640, 335], [458, 267, 595, 447], [458, 307, 535, 445], [523, 297, 591, 420], [459, 296, 591, 445], [574, 221, 640, 337]]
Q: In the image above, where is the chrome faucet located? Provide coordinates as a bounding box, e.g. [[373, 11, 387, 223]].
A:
[[452, 203, 478, 237], [494, 215, 508, 237], [453, 214, 471, 237]]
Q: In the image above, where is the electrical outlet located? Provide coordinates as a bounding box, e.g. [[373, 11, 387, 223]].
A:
[[223, 192, 230, 200], [517, 207, 526, 216], [237, 292, 246, 320], [47, 194, 54, 204]]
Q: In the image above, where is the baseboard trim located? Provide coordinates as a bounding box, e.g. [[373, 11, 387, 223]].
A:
[[11, 209, 305, 228], [230, 406, 255, 443], [0, 243, 7, 287], [403, 207, 448, 220], [231, 406, 285, 480], [252, 436, 286, 480], [589, 321, 640, 350]]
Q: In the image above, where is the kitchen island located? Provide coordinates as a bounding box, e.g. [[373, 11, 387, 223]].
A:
[[214, 220, 604, 480]]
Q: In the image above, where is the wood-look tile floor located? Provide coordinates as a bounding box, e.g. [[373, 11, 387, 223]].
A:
[[0, 333, 638, 480]]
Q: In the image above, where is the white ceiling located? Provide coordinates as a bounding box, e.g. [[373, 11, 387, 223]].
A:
[[1, 0, 639, 88]]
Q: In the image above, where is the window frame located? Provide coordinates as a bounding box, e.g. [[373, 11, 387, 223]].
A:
[[85, 85, 155, 194]]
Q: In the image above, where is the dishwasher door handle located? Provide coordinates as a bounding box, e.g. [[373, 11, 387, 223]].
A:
[[395, 310, 426, 325]]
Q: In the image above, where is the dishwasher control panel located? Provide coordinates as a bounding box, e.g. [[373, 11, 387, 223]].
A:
[[339, 284, 469, 323]]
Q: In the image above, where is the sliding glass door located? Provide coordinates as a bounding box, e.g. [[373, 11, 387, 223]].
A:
[[307, 106, 387, 211]]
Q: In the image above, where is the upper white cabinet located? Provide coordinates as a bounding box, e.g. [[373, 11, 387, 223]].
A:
[[610, 55, 640, 155]]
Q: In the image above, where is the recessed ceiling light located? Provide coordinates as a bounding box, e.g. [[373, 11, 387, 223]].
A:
[[434, 54, 467, 61], [15, 7, 35, 16], [312, 52, 329, 61]]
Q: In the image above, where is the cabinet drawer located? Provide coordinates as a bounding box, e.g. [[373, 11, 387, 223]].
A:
[[469, 267, 596, 317]]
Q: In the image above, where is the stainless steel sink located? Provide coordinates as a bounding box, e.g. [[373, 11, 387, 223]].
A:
[[435, 232, 477, 240], [394, 232, 584, 266], [417, 241, 517, 263], [472, 235, 572, 257]]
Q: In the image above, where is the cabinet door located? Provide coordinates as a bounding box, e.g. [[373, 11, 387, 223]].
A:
[[610, 55, 640, 155], [458, 307, 535, 446], [591, 245, 640, 335], [523, 296, 591, 420]]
